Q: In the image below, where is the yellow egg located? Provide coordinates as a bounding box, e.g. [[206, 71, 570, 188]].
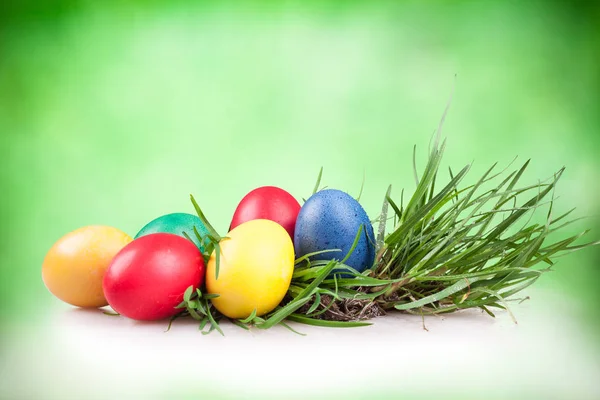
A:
[[42, 225, 132, 308], [206, 219, 295, 319]]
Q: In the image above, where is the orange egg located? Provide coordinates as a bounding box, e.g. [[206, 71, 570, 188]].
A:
[[42, 225, 132, 308]]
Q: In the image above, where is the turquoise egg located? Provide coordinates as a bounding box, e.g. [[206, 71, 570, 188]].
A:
[[135, 213, 211, 252]]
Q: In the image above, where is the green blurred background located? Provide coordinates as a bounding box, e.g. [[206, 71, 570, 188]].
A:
[[1, 0, 599, 398]]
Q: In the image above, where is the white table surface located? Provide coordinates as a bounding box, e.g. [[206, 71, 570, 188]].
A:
[[1, 288, 599, 400]]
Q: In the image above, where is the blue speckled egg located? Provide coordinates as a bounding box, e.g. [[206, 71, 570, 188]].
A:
[[135, 213, 211, 252], [294, 189, 375, 274]]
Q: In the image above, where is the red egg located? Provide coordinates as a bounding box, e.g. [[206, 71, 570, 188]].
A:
[[230, 186, 301, 239], [103, 233, 204, 321]]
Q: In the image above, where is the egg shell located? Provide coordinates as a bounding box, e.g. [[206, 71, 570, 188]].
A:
[[294, 189, 375, 274], [103, 233, 205, 321], [230, 186, 301, 239], [135, 213, 210, 252], [207, 219, 295, 319], [42, 225, 133, 308]]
